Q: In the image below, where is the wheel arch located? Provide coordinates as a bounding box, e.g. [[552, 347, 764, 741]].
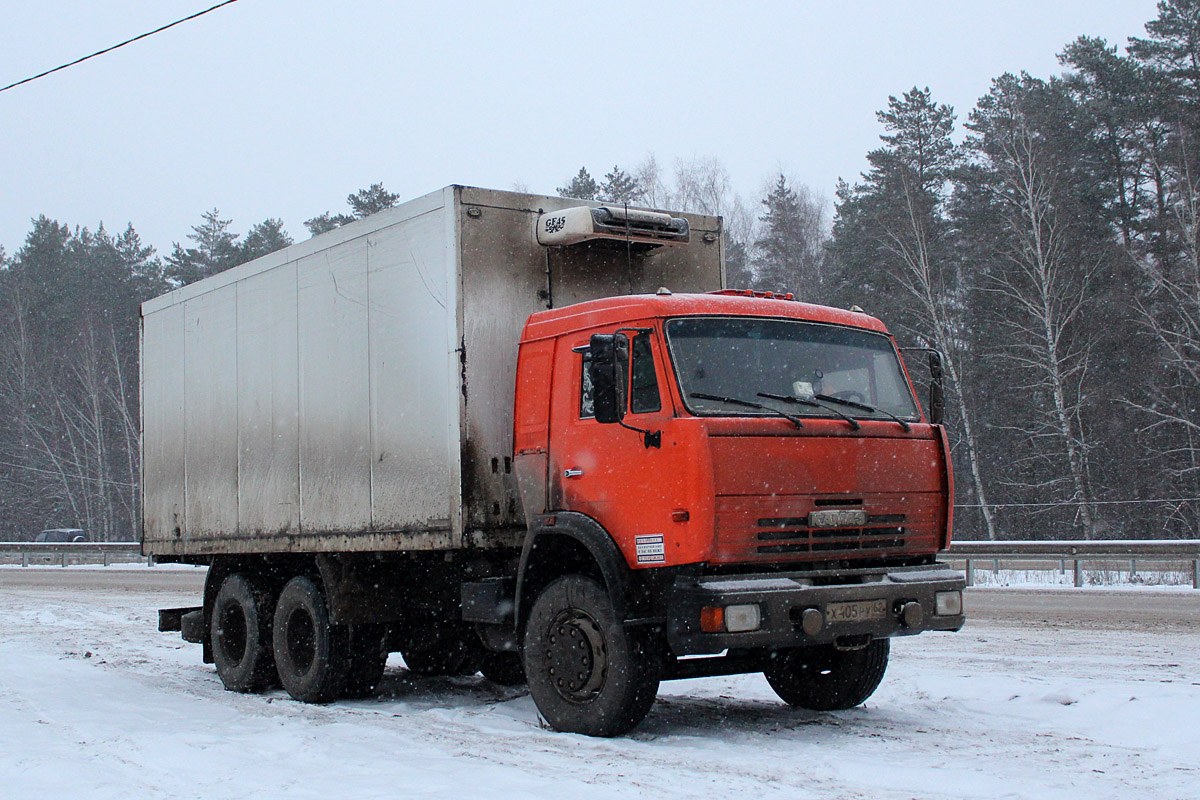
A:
[[514, 512, 632, 630]]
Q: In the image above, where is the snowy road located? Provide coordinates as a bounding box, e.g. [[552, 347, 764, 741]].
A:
[[2, 567, 1197, 800]]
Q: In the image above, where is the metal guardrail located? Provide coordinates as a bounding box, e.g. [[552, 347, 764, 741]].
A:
[[0, 542, 149, 568], [947, 540, 1200, 589], [4, 539, 1198, 588]]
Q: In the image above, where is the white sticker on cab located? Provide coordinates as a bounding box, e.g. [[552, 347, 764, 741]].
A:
[[635, 534, 666, 564]]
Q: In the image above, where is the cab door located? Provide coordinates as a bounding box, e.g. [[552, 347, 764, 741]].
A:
[[547, 327, 693, 568]]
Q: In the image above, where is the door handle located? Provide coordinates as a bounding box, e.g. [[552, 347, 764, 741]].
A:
[[563, 469, 584, 478]]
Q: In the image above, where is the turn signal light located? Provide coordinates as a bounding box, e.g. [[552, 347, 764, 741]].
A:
[[700, 606, 724, 632], [699, 604, 762, 633]]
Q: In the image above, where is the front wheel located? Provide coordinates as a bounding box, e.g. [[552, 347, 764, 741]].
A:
[[523, 575, 660, 737], [764, 639, 889, 711]]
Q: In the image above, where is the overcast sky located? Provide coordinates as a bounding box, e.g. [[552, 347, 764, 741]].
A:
[[1, 0, 1163, 257]]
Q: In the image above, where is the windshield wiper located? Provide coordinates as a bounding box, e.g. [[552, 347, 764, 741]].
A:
[[814, 394, 912, 432], [757, 392, 860, 431], [690, 393, 804, 429]]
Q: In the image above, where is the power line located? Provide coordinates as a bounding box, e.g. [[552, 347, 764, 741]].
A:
[[1, 0, 242, 95], [956, 497, 1200, 510], [0, 459, 136, 489]]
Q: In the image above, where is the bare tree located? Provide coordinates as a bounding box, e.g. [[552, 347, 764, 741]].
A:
[[1125, 130, 1200, 533], [966, 75, 1101, 537], [635, 155, 760, 287]]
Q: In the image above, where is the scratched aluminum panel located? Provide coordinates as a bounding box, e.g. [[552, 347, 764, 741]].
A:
[[297, 240, 373, 533], [367, 203, 458, 533], [456, 187, 725, 532], [141, 303, 187, 546], [457, 189, 553, 530], [236, 263, 300, 538], [183, 287, 239, 537]]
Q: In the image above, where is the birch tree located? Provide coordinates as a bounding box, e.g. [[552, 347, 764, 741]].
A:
[[961, 74, 1109, 537], [831, 88, 998, 539]]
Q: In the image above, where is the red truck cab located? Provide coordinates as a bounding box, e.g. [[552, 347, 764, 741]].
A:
[[488, 289, 965, 735]]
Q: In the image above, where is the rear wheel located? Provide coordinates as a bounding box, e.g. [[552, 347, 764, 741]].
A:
[[764, 639, 889, 711], [211, 573, 276, 693], [272, 575, 350, 703], [523, 575, 660, 737]]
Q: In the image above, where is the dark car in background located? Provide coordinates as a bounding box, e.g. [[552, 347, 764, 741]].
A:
[[35, 528, 89, 543]]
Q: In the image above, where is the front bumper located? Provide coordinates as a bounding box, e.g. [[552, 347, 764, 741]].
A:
[[667, 562, 965, 655]]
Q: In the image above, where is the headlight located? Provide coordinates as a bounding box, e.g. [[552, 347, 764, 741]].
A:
[[724, 604, 762, 632], [935, 590, 962, 616]]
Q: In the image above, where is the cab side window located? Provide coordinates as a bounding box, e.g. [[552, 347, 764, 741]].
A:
[[579, 349, 595, 419], [630, 333, 661, 414]]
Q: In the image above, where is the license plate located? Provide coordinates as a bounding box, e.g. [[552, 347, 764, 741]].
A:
[[826, 599, 888, 623], [809, 509, 867, 528]]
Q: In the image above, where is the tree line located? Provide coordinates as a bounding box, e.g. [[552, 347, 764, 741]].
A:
[[3, 1, 1199, 540], [543, 1, 1200, 541], [0, 184, 402, 540]]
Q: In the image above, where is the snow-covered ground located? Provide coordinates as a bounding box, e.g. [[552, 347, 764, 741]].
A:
[[963, 565, 1197, 589], [2, 569, 1197, 800]]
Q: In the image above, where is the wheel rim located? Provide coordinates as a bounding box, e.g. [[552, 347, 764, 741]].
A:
[[217, 603, 248, 665], [544, 608, 607, 703], [285, 607, 317, 675]]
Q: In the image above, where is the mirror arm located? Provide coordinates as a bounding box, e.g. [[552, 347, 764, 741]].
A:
[[618, 420, 661, 449]]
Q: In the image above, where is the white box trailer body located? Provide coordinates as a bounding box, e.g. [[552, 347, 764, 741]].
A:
[[140, 186, 723, 557]]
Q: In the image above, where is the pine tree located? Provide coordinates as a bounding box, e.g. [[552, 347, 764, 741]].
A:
[[1130, 0, 1200, 110], [241, 218, 293, 262], [303, 212, 354, 236], [165, 209, 241, 286], [347, 183, 401, 218], [557, 167, 599, 200], [305, 182, 400, 235], [753, 174, 824, 296], [598, 166, 642, 203]]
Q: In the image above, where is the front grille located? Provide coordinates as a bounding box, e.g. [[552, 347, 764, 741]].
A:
[[711, 494, 939, 565], [754, 520, 906, 555]]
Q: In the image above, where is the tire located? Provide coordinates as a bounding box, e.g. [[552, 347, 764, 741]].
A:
[[479, 650, 526, 687], [400, 620, 482, 677], [211, 573, 276, 693], [342, 624, 388, 699], [764, 639, 890, 711], [523, 575, 661, 737], [272, 575, 350, 703]]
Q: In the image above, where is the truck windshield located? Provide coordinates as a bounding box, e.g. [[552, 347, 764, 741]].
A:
[[665, 316, 919, 421]]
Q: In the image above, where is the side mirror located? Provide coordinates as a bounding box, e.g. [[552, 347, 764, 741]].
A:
[[928, 351, 945, 426], [589, 333, 627, 424]]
